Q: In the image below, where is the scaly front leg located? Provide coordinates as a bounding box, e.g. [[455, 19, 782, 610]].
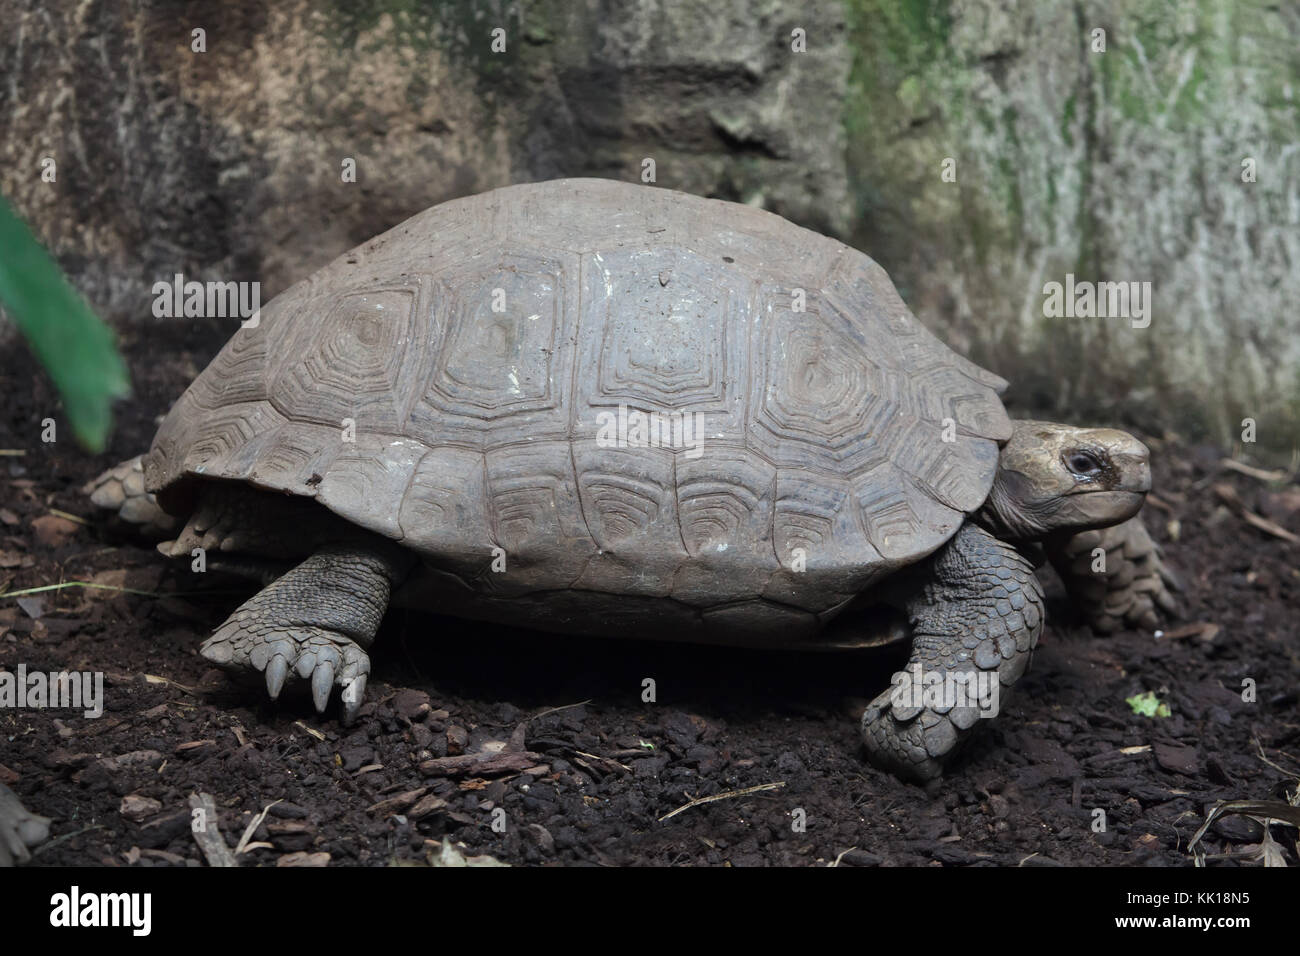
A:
[[861, 523, 1045, 782], [1045, 514, 1180, 633], [200, 541, 410, 723]]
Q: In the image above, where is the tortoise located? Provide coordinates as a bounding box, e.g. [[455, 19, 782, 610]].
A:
[[88, 178, 1176, 782]]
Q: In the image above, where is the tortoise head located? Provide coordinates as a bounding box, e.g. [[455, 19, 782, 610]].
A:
[[977, 420, 1151, 541]]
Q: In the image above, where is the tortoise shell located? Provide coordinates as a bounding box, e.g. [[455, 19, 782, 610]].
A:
[[145, 178, 1011, 643]]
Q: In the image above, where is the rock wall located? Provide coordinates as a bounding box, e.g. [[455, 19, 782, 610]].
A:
[[2, 0, 1296, 458], [844, 0, 1300, 457], [0, 0, 849, 317]]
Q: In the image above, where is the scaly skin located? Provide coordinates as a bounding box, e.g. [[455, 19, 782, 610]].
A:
[[157, 482, 345, 562], [199, 543, 411, 723], [861, 523, 1044, 782], [82, 455, 176, 535], [1046, 515, 1180, 633]]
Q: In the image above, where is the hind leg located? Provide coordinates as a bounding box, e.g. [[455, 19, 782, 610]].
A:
[[200, 542, 410, 723], [84, 456, 176, 535]]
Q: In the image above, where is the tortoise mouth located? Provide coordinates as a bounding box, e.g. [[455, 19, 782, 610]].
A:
[[1061, 490, 1146, 528]]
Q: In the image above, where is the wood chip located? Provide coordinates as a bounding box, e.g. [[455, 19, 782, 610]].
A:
[[187, 792, 237, 867], [572, 751, 632, 775], [366, 788, 428, 816], [119, 794, 162, 822], [418, 750, 546, 777], [1212, 483, 1299, 543], [175, 739, 217, 753], [293, 721, 326, 742], [1162, 622, 1221, 642], [1153, 742, 1199, 775], [1239, 508, 1299, 543], [409, 794, 449, 820], [1220, 458, 1288, 482]]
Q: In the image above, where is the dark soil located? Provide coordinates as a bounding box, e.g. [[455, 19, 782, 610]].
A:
[[2, 328, 1298, 867]]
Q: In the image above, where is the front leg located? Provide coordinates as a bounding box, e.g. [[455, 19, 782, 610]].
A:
[[200, 541, 411, 723], [1045, 514, 1180, 633], [861, 523, 1044, 782]]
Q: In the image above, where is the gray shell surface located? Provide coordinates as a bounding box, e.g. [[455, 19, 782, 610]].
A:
[[146, 178, 1011, 644]]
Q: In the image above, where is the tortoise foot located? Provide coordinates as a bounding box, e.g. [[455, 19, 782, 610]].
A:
[[0, 783, 50, 866], [84, 455, 177, 535], [860, 688, 967, 783], [1047, 514, 1181, 633], [198, 543, 406, 724], [202, 618, 371, 724], [861, 523, 1045, 783]]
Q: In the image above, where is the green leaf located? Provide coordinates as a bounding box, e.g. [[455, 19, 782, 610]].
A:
[[1126, 691, 1171, 718], [0, 196, 130, 451]]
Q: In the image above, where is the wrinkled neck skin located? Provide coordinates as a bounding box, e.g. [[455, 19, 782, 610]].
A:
[[973, 469, 1061, 543], [974, 468, 1135, 563]]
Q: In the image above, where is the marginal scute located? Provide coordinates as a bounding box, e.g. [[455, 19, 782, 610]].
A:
[[398, 446, 492, 579], [146, 178, 1013, 629], [248, 421, 339, 491], [854, 463, 962, 563], [764, 472, 886, 609], [888, 418, 999, 514], [571, 444, 685, 597], [317, 436, 426, 541], [671, 448, 778, 606], [482, 442, 596, 593], [181, 400, 287, 480], [905, 362, 1013, 443]]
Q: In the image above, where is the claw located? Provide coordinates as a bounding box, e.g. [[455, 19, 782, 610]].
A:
[[265, 654, 289, 699], [200, 614, 372, 721], [295, 649, 318, 679], [311, 660, 335, 713], [341, 674, 366, 725]]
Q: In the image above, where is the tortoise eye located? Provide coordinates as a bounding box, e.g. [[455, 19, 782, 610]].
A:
[[1065, 451, 1103, 477]]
